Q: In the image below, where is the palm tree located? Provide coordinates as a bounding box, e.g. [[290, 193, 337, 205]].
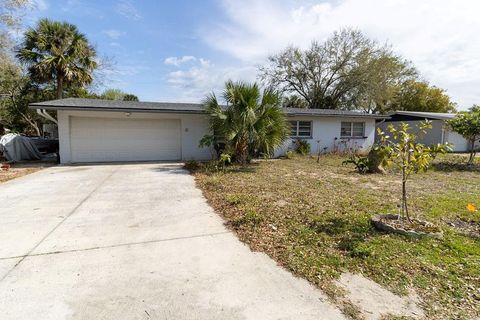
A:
[[16, 19, 97, 99], [203, 80, 290, 165]]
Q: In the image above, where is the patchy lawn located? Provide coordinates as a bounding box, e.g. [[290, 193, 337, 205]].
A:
[[193, 154, 480, 319], [0, 162, 54, 183]]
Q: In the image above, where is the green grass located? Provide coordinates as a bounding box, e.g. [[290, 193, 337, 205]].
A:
[[193, 154, 480, 319]]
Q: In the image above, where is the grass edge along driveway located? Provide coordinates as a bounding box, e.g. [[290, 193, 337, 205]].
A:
[[193, 154, 480, 319]]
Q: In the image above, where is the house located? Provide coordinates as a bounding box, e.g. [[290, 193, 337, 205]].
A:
[[277, 108, 386, 157], [377, 111, 478, 152], [30, 98, 386, 164]]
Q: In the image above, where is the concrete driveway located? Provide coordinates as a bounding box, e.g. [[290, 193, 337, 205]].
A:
[[0, 163, 344, 320]]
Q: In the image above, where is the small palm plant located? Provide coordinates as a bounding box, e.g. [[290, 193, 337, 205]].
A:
[[202, 80, 290, 166], [377, 121, 450, 222], [16, 18, 97, 99]]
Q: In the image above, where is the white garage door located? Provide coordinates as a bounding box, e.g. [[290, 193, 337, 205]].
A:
[[70, 117, 181, 162]]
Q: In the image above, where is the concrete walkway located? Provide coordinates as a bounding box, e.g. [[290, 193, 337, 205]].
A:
[[0, 163, 344, 320]]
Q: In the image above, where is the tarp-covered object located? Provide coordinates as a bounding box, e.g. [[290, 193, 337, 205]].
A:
[[0, 133, 42, 162]]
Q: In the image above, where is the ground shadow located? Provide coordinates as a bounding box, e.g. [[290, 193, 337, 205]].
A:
[[432, 162, 480, 172], [150, 167, 189, 174], [307, 216, 382, 258]]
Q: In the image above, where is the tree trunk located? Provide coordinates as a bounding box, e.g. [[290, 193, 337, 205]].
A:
[[401, 164, 410, 222], [21, 113, 41, 136], [236, 138, 249, 167], [402, 179, 410, 222], [468, 139, 475, 164], [56, 75, 64, 99]]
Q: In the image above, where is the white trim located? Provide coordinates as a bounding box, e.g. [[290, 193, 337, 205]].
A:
[[340, 121, 365, 138], [289, 120, 313, 139]]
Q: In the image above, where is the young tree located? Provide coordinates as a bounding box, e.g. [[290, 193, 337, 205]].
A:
[[202, 80, 290, 165], [390, 80, 457, 113], [377, 121, 450, 221], [16, 18, 97, 99], [259, 28, 416, 110], [447, 106, 480, 164]]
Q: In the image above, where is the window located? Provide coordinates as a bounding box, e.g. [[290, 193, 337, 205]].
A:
[[290, 121, 312, 138], [340, 122, 365, 138]]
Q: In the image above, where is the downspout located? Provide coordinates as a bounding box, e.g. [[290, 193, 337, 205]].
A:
[[36, 109, 58, 124], [377, 118, 387, 126]]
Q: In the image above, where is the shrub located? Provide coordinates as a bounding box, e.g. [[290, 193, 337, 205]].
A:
[[295, 139, 311, 155], [366, 145, 389, 174], [285, 150, 295, 159], [342, 154, 370, 174], [218, 152, 232, 172]]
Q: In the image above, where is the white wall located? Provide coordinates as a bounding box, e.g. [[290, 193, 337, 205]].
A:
[[57, 110, 211, 163], [275, 116, 377, 157]]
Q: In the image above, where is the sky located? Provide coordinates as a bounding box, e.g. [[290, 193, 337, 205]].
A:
[[23, 0, 480, 110]]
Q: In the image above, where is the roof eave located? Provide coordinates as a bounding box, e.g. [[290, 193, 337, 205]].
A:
[[286, 112, 387, 119], [28, 104, 206, 114]]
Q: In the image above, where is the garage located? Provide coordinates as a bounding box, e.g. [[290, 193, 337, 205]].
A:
[[70, 117, 181, 162], [29, 98, 213, 164]]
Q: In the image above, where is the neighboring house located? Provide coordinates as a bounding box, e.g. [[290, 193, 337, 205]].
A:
[[276, 108, 386, 157], [30, 98, 385, 164], [377, 111, 478, 152]]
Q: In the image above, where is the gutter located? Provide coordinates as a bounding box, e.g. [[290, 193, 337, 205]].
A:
[[29, 105, 206, 115], [29, 104, 389, 119]]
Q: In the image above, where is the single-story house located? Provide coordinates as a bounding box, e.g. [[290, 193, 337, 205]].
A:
[[376, 111, 478, 152], [30, 98, 386, 164]]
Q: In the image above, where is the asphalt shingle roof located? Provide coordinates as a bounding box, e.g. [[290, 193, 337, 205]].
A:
[[284, 107, 387, 119], [30, 98, 205, 114], [389, 111, 456, 120], [30, 98, 387, 119]]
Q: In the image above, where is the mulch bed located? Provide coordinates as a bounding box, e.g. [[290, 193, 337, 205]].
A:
[[372, 214, 443, 239]]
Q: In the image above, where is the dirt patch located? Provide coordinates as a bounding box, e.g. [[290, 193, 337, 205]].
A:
[[337, 273, 424, 320], [273, 199, 288, 207], [0, 162, 54, 183]]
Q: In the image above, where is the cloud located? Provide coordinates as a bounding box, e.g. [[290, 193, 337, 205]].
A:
[[201, 0, 480, 109], [115, 0, 142, 21], [164, 55, 197, 66], [165, 58, 256, 100], [103, 29, 125, 40]]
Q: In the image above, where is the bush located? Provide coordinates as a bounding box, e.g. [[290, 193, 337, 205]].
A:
[[295, 139, 311, 155], [285, 150, 295, 159], [342, 154, 370, 174]]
